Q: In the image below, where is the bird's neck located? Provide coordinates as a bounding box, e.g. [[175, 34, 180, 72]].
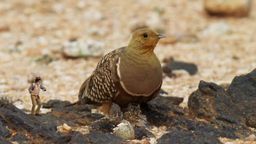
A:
[[125, 44, 155, 59]]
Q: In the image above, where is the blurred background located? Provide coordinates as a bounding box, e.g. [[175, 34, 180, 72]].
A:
[[0, 0, 255, 110]]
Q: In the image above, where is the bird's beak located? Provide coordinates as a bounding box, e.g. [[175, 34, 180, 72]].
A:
[[158, 34, 166, 39]]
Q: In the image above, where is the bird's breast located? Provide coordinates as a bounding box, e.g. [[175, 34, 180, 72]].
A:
[[116, 56, 162, 96]]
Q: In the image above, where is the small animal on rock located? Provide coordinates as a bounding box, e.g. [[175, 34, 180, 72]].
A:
[[28, 76, 46, 115]]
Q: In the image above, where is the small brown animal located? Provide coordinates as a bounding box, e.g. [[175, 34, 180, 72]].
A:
[[28, 76, 46, 115], [78, 27, 165, 114]]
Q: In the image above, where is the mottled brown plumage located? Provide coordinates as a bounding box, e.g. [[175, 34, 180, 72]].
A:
[[78, 28, 164, 109]]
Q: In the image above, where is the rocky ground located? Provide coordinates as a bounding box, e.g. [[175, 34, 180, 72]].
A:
[[0, 0, 256, 143]]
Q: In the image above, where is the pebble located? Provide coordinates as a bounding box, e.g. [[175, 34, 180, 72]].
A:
[[201, 22, 230, 37], [57, 123, 72, 133], [204, 0, 252, 17], [245, 134, 256, 141], [62, 39, 104, 58], [0, 25, 10, 32], [113, 120, 135, 140], [13, 99, 25, 110], [40, 108, 51, 114]]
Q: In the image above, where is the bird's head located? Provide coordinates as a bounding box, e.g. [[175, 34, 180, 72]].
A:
[[128, 27, 165, 53]]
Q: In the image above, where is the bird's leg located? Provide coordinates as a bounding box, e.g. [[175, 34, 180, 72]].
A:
[[98, 101, 113, 115], [98, 102, 123, 123]]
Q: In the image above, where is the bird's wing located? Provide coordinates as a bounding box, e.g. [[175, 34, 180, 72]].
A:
[[79, 47, 125, 103]]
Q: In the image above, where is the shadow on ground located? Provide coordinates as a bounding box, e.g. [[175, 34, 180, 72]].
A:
[[162, 57, 198, 77]]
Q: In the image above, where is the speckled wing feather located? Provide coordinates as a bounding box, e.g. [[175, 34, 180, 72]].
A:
[[78, 47, 125, 103]]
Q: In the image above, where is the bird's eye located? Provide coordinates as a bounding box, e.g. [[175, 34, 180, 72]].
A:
[[143, 33, 148, 38]]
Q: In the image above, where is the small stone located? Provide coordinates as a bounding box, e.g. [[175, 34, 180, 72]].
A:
[[13, 99, 24, 110], [91, 108, 99, 114], [129, 138, 151, 144], [149, 138, 157, 144], [113, 120, 135, 140], [72, 126, 90, 135], [201, 22, 230, 37], [62, 39, 104, 58], [57, 123, 72, 133], [0, 25, 9, 33], [39, 108, 51, 114], [204, 0, 252, 17], [245, 134, 256, 141]]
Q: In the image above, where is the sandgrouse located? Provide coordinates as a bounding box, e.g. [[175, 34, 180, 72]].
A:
[[78, 28, 164, 114]]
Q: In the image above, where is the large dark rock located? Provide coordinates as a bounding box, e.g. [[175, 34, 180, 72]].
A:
[[145, 92, 253, 144], [188, 80, 241, 123], [158, 128, 221, 144], [0, 99, 66, 143], [188, 69, 256, 128], [227, 69, 256, 128], [142, 96, 185, 127], [227, 69, 256, 102], [157, 112, 253, 144], [0, 118, 11, 138]]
